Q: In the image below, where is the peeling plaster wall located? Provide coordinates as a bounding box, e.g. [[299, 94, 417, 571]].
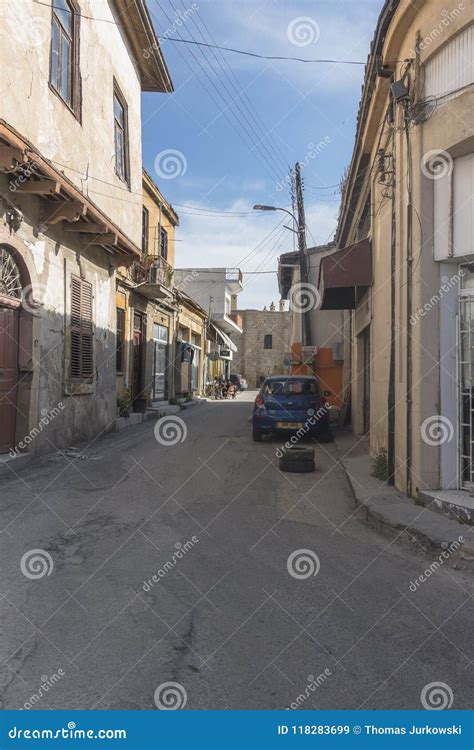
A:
[[1, 183, 117, 456], [0, 0, 143, 246]]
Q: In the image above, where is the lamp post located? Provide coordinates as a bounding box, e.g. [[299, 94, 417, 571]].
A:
[[253, 194, 309, 348]]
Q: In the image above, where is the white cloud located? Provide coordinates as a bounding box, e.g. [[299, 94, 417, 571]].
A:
[[173, 198, 339, 308]]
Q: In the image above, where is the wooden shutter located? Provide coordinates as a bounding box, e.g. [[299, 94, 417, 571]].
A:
[[70, 276, 93, 381]]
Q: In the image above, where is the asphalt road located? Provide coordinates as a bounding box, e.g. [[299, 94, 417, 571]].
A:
[[0, 392, 472, 710]]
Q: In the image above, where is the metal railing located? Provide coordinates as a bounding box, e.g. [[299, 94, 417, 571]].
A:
[[132, 255, 174, 288]]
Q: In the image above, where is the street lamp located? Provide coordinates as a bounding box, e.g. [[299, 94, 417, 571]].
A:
[[253, 204, 297, 224], [253, 198, 309, 347]]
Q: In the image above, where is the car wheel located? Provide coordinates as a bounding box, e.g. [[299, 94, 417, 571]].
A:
[[252, 427, 263, 442], [279, 458, 315, 473]]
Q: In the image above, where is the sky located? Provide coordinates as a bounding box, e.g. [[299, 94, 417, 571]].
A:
[[141, 0, 384, 309]]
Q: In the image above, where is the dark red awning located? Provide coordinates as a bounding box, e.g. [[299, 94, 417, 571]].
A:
[[318, 238, 371, 310]]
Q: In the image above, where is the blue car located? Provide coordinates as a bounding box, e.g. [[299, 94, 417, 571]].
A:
[[252, 376, 331, 443]]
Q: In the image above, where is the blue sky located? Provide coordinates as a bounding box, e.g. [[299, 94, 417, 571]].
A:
[[141, 0, 384, 308]]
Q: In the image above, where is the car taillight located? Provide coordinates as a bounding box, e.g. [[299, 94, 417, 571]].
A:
[[255, 393, 265, 408]]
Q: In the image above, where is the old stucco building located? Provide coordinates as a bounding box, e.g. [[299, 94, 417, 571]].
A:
[[321, 0, 473, 501], [229, 304, 290, 388], [0, 0, 172, 456]]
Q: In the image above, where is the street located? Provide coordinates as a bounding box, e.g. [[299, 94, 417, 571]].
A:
[[0, 392, 472, 711]]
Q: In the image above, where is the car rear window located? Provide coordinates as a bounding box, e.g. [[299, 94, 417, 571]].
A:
[[263, 379, 319, 395]]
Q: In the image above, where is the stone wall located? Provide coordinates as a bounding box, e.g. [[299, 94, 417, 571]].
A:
[[230, 309, 290, 389]]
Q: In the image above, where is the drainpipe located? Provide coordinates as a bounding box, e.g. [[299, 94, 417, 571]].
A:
[[405, 120, 414, 497], [388, 133, 396, 485]]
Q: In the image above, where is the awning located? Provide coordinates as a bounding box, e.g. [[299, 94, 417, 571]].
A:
[[318, 238, 371, 310], [211, 323, 237, 353]]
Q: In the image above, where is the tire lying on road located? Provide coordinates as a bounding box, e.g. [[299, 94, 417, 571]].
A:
[[278, 446, 315, 473]]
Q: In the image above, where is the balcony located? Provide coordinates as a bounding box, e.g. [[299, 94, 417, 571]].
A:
[[229, 312, 243, 329], [131, 255, 174, 300], [211, 312, 243, 335], [225, 268, 243, 292]]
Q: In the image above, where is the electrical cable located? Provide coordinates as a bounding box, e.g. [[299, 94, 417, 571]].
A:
[[170, 0, 287, 181], [182, 0, 290, 174], [152, 1, 284, 187], [33, 1, 371, 65]]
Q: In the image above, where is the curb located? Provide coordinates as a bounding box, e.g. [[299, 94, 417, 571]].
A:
[[338, 443, 474, 569]]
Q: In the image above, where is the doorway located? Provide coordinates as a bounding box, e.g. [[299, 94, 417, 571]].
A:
[[360, 327, 370, 435], [0, 307, 19, 452], [152, 323, 168, 401], [131, 311, 145, 401]]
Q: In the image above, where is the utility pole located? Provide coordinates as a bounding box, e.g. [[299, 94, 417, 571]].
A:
[[295, 162, 311, 348]]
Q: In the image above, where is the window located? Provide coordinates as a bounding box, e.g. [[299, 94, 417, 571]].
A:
[[50, 0, 79, 113], [264, 334, 273, 349], [159, 227, 168, 260], [264, 379, 319, 396], [142, 207, 149, 254], [116, 308, 125, 372], [113, 84, 129, 184], [70, 276, 93, 381]]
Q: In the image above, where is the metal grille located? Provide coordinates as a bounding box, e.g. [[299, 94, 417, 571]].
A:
[[0, 247, 22, 299]]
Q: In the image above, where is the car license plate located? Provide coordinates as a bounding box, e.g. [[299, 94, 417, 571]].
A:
[[276, 421, 303, 429]]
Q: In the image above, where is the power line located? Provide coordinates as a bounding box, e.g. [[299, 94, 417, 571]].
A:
[[152, 2, 283, 187], [183, 0, 290, 174], [32, 2, 368, 64], [157, 1, 284, 186]]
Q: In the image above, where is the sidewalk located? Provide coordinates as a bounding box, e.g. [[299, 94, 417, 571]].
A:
[[115, 396, 206, 432], [334, 430, 474, 569]]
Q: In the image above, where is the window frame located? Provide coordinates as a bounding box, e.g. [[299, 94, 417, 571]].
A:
[[49, 0, 81, 119], [264, 334, 273, 350], [70, 275, 94, 383], [116, 307, 126, 373], [142, 206, 149, 254], [113, 81, 130, 186], [159, 226, 168, 260]]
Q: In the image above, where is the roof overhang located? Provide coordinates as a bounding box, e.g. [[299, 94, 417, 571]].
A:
[[318, 238, 372, 310], [0, 120, 141, 259], [112, 0, 173, 93]]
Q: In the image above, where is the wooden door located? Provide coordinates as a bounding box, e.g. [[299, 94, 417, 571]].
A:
[[131, 312, 145, 400], [0, 307, 19, 452]]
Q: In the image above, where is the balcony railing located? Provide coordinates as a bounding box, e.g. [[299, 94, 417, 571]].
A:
[[131, 255, 174, 289], [225, 268, 243, 285]]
